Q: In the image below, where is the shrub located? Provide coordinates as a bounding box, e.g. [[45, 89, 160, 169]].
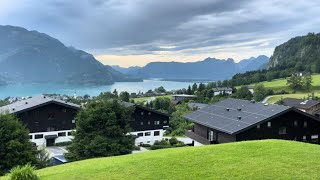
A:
[[169, 137, 179, 146], [54, 141, 72, 146], [150, 145, 172, 150], [8, 164, 39, 180], [141, 144, 151, 147], [133, 146, 141, 150], [154, 140, 169, 146]]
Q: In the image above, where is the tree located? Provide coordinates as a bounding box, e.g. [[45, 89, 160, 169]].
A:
[[287, 74, 303, 90], [253, 84, 268, 102], [167, 103, 192, 136], [155, 86, 166, 93], [233, 86, 253, 100], [187, 85, 192, 95], [302, 74, 312, 91], [0, 114, 39, 175], [113, 89, 118, 97], [198, 83, 206, 92], [119, 91, 130, 102], [65, 100, 135, 161], [191, 83, 198, 93]]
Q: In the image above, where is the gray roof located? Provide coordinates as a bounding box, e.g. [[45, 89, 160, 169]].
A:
[[0, 95, 81, 114], [188, 103, 209, 110], [172, 94, 196, 97], [282, 98, 320, 109], [184, 98, 290, 135], [213, 87, 232, 92]]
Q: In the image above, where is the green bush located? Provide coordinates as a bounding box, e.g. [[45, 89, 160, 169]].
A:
[[54, 141, 72, 146], [141, 144, 151, 147], [133, 146, 141, 150], [169, 137, 179, 146], [8, 164, 39, 180], [150, 145, 172, 150], [154, 140, 169, 146]]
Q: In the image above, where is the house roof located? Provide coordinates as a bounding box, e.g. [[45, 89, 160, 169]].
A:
[[0, 95, 81, 114], [282, 98, 320, 109], [52, 155, 68, 163], [184, 98, 291, 135], [213, 87, 232, 92], [172, 94, 196, 97]]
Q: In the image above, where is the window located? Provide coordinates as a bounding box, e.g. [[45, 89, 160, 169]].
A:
[[145, 132, 151, 136], [35, 134, 43, 139], [62, 108, 67, 112], [154, 131, 160, 136], [140, 122, 144, 125], [163, 120, 167, 124], [304, 121, 307, 127], [137, 133, 143, 137], [67, 131, 73, 136], [48, 113, 55, 119], [58, 132, 66, 137], [72, 119, 76, 124], [267, 122, 271, 128], [294, 120, 298, 127], [47, 127, 55, 132], [141, 112, 144, 115], [148, 121, 150, 125], [257, 124, 260, 129], [148, 112, 151, 116], [29, 135, 33, 139], [303, 135, 307, 141], [279, 127, 287, 135], [154, 121, 160, 125], [311, 135, 318, 139]]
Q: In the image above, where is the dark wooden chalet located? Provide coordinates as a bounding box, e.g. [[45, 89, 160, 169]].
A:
[[184, 98, 320, 145]]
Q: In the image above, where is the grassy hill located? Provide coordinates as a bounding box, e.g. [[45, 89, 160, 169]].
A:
[[3, 140, 320, 179], [246, 74, 320, 103]]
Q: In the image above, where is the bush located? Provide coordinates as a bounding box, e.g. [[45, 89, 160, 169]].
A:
[[154, 140, 169, 146], [150, 145, 172, 150], [8, 164, 39, 180], [54, 141, 72, 146], [133, 146, 141, 150], [169, 137, 179, 146], [141, 144, 151, 147]]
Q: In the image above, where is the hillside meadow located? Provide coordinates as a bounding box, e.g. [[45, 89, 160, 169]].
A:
[[2, 140, 320, 179]]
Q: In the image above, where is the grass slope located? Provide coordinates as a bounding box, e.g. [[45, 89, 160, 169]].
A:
[[4, 140, 320, 180], [248, 74, 320, 103]]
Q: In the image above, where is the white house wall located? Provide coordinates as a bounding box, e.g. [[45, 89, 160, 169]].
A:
[[131, 129, 165, 145], [30, 130, 74, 146]]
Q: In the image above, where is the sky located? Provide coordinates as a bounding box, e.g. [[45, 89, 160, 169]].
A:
[[0, 0, 320, 67]]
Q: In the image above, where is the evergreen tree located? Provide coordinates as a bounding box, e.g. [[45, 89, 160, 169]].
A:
[[187, 85, 192, 95], [119, 91, 130, 102], [0, 114, 39, 175], [191, 83, 198, 93], [65, 100, 135, 161], [303, 74, 312, 91], [233, 86, 253, 100], [253, 84, 268, 102], [113, 89, 118, 97]]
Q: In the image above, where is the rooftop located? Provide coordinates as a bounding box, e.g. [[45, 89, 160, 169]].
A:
[[184, 98, 291, 135], [0, 95, 81, 114], [213, 87, 232, 92], [282, 98, 320, 109]]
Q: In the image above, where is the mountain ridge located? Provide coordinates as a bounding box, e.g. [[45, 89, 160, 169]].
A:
[[113, 55, 269, 81], [0, 25, 140, 85]]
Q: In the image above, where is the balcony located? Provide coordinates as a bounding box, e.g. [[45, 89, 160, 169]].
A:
[[185, 130, 210, 145]]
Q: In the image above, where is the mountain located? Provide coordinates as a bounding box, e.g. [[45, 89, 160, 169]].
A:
[[111, 65, 142, 74], [113, 55, 269, 81], [0, 25, 139, 85], [268, 33, 320, 73]]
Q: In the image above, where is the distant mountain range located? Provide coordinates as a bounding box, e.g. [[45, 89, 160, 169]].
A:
[[0, 25, 140, 85], [112, 55, 269, 81]]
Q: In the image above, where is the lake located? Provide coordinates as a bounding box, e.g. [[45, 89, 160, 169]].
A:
[[0, 80, 195, 99]]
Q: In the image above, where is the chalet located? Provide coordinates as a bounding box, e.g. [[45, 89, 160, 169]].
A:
[[0, 96, 81, 147], [172, 94, 196, 104], [184, 98, 320, 145], [213, 87, 233, 96], [122, 101, 170, 145], [282, 98, 320, 115]]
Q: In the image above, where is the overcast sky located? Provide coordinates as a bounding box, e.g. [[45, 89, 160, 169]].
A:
[[1, 0, 320, 67]]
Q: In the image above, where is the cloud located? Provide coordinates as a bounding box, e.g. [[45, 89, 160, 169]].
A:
[[0, 0, 320, 66]]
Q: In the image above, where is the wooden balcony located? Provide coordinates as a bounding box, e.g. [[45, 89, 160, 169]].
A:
[[185, 130, 210, 145]]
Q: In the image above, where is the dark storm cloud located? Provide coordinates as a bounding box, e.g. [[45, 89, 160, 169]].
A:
[[1, 0, 320, 55]]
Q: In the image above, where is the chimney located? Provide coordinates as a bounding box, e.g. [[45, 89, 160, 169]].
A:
[[25, 102, 28, 104], [226, 108, 230, 111], [237, 108, 242, 111], [12, 108, 15, 111], [251, 100, 255, 103], [237, 116, 242, 120]]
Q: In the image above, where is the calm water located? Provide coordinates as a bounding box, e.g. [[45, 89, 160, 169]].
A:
[[0, 80, 195, 99]]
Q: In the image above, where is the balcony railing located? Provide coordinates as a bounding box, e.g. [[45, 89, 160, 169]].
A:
[[185, 130, 210, 145]]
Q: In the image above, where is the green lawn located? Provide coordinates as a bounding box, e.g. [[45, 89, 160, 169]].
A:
[[3, 140, 320, 179], [267, 92, 320, 104], [132, 95, 172, 103]]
